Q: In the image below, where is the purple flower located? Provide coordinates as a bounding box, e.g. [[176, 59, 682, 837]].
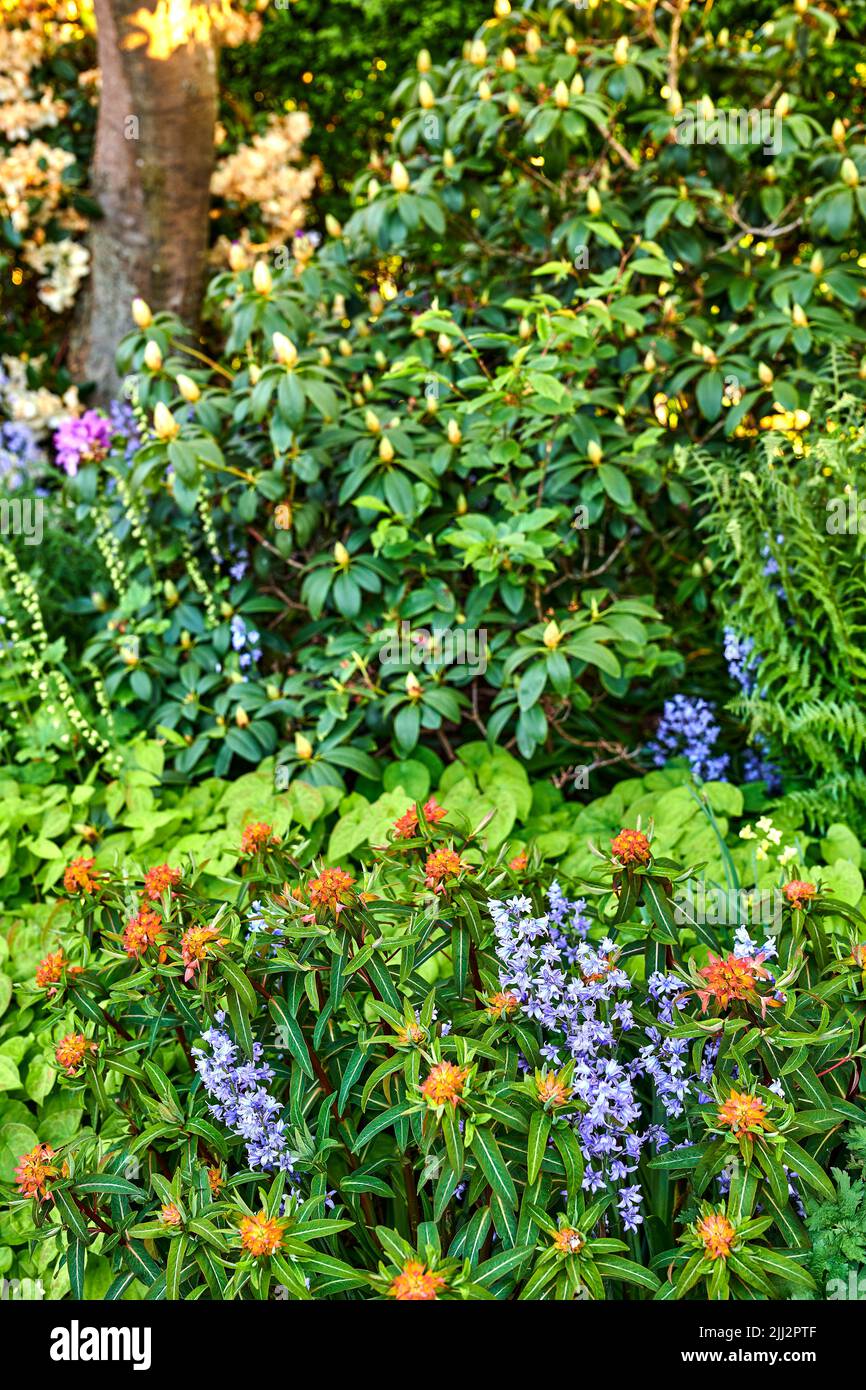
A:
[[53, 410, 112, 476], [192, 1013, 296, 1177], [647, 695, 730, 781]]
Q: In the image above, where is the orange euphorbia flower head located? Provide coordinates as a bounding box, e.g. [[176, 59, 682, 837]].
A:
[[239, 1210, 284, 1257], [696, 1209, 737, 1261], [696, 952, 778, 1016], [15, 1144, 59, 1201], [142, 863, 181, 901], [122, 908, 166, 960], [393, 797, 447, 839], [63, 857, 102, 895], [306, 867, 355, 916], [423, 847, 467, 891], [420, 1060, 469, 1108], [55, 1033, 96, 1076], [389, 1260, 447, 1300], [240, 822, 275, 855], [717, 1088, 772, 1137], [610, 828, 652, 866], [783, 880, 817, 911]]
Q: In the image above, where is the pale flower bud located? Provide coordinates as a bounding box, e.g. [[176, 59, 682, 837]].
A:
[[586, 186, 602, 215], [494, 0, 511, 16], [365, 409, 381, 433], [525, 27, 541, 55], [405, 671, 422, 698], [613, 36, 629, 66], [143, 340, 162, 371], [809, 250, 824, 276], [437, 332, 454, 355], [758, 362, 774, 386], [295, 731, 314, 760], [774, 92, 790, 118], [417, 48, 431, 73], [447, 418, 462, 445], [132, 297, 152, 329], [791, 303, 808, 327], [542, 620, 562, 649], [832, 118, 846, 144], [253, 261, 272, 295], [570, 73, 584, 96], [501, 46, 516, 72], [841, 157, 859, 187], [153, 402, 179, 441], [587, 440, 603, 465], [325, 213, 343, 238], [379, 436, 395, 463], [176, 373, 200, 403], [553, 80, 570, 109], [391, 160, 411, 192], [228, 242, 247, 272], [235, 707, 250, 728], [478, 78, 492, 101], [418, 79, 435, 109], [334, 541, 350, 568], [272, 332, 298, 368]]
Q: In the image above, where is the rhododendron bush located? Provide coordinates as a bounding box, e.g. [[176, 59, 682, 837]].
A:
[[4, 801, 865, 1301]]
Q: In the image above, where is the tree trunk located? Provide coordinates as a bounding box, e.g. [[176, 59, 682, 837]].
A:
[[72, 0, 218, 399]]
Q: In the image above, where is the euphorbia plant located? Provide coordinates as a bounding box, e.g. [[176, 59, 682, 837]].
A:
[[3, 811, 865, 1300]]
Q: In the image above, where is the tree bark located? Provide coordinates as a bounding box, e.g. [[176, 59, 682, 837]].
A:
[[71, 0, 218, 399]]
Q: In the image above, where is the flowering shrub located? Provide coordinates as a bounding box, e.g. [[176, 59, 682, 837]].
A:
[[3, 792, 865, 1300]]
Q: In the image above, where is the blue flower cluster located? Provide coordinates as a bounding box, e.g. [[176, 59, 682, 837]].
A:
[[230, 614, 263, 672], [647, 694, 730, 781], [724, 627, 761, 698], [490, 886, 671, 1232], [0, 421, 41, 486], [192, 1011, 295, 1175]]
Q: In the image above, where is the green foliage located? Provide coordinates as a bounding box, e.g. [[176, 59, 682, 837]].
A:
[[694, 389, 866, 828], [219, 0, 490, 207]]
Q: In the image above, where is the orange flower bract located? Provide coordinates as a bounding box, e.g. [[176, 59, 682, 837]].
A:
[[63, 856, 102, 895], [423, 847, 467, 890], [610, 828, 652, 866], [393, 797, 447, 839], [239, 1210, 284, 1257], [122, 908, 165, 960], [142, 863, 181, 901], [696, 1210, 737, 1261], [717, 1088, 771, 1137], [307, 867, 355, 915], [784, 879, 817, 911], [240, 822, 275, 855], [55, 1032, 95, 1076], [15, 1143, 59, 1201], [388, 1260, 447, 1300], [420, 1059, 469, 1108]]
